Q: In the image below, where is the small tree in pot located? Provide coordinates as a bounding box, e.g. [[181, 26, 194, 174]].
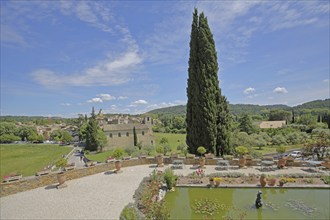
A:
[[155, 146, 164, 167], [235, 146, 248, 168], [197, 146, 207, 168], [276, 145, 287, 168], [55, 158, 68, 188]]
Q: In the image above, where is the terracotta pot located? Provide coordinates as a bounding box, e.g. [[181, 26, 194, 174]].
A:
[[239, 158, 246, 168], [115, 160, 122, 171], [156, 155, 164, 167], [278, 158, 287, 168], [268, 178, 276, 186], [57, 172, 66, 185], [215, 181, 220, 187], [199, 157, 206, 168], [209, 179, 214, 187], [260, 176, 267, 187], [279, 180, 285, 187]]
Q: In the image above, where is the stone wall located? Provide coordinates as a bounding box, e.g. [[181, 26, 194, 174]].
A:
[[0, 157, 305, 197]]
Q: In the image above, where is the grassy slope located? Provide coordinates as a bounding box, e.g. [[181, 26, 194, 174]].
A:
[[0, 144, 71, 178]]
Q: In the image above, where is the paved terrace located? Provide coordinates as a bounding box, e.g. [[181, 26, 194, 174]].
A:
[[1, 165, 328, 220]]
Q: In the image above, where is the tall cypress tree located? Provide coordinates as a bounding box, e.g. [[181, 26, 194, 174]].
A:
[[133, 126, 137, 147], [85, 107, 98, 151], [186, 8, 231, 156], [186, 8, 200, 154]]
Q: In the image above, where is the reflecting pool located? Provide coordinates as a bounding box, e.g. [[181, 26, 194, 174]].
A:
[[164, 187, 330, 220]]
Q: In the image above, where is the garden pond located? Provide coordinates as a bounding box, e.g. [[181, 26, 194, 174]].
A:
[[164, 187, 330, 219]]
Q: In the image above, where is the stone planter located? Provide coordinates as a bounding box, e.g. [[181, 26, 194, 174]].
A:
[[115, 160, 122, 172], [268, 178, 276, 186], [199, 157, 206, 168], [156, 155, 164, 167], [278, 158, 287, 169], [57, 172, 67, 188], [239, 158, 246, 168], [209, 178, 214, 187], [259, 175, 267, 187]]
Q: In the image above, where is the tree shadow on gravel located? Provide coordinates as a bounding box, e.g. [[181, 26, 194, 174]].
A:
[[45, 184, 57, 190]]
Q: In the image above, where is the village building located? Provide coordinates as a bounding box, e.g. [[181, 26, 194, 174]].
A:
[[259, 120, 286, 129], [101, 115, 155, 150]]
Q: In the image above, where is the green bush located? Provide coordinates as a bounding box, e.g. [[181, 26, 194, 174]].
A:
[[112, 148, 124, 159], [235, 146, 248, 157], [163, 168, 177, 190], [156, 146, 164, 155], [120, 203, 144, 220], [276, 145, 287, 154], [197, 146, 206, 156], [55, 158, 67, 169], [321, 175, 330, 184]]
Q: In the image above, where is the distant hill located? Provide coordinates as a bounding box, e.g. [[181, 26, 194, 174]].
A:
[[147, 99, 329, 116]]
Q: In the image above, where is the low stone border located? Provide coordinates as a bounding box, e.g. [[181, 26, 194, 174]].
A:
[[0, 157, 326, 197], [176, 184, 330, 188]]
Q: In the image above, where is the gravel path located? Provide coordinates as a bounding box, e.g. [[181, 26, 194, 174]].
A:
[[1, 164, 327, 220]]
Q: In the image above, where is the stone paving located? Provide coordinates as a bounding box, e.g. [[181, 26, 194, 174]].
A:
[[1, 164, 329, 219]]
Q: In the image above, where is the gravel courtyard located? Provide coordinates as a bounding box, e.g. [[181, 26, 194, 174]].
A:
[[1, 164, 328, 219]]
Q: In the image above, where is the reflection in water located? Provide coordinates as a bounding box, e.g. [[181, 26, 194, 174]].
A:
[[257, 208, 263, 220]]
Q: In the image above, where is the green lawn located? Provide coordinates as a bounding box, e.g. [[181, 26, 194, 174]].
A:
[[251, 144, 303, 155], [154, 132, 186, 151], [85, 151, 114, 162], [0, 144, 72, 178]]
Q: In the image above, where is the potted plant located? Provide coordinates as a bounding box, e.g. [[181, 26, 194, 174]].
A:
[[112, 148, 124, 172], [163, 168, 177, 191], [279, 177, 286, 186], [214, 177, 222, 187], [259, 174, 267, 187], [235, 146, 248, 168], [276, 146, 287, 168], [155, 146, 164, 167], [55, 158, 68, 188], [267, 175, 276, 186], [209, 177, 214, 187], [197, 146, 207, 168]]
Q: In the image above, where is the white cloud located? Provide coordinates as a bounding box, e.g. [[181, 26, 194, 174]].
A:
[[32, 50, 142, 87], [60, 103, 71, 106], [243, 87, 256, 94], [273, 87, 288, 94], [97, 93, 116, 101], [132, 100, 148, 105], [117, 96, 128, 100], [87, 98, 103, 103]]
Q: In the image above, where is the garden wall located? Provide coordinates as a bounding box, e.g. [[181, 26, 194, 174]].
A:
[[0, 157, 303, 197]]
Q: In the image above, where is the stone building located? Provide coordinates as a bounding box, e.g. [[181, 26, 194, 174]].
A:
[[259, 120, 286, 129], [102, 116, 155, 150]]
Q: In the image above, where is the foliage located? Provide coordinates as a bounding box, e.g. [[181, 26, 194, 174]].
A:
[[186, 8, 230, 156], [0, 134, 21, 143], [85, 107, 99, 151], [223, 155, 234, 160], [238, 114, 255, 134], [96, 129, 108, 152], [55, 158, 68, 169], [124, 146, 135, 156], [155, 145, 164, 155], [235, 146, 248, 157], [163, 144, 171, 156], [50, 129, 72, 143], [112, 148, 124, 159], [120, 203, 143, 220], [163, 168, 177, 190], [159, 137, 169, 145], [142, 145, 154, 156], [272, 134, 287, 145], [133, 126, 138, 147], [321, 175, 330, 184], [193, 198, 226, 217], [269, 109, 291, 121], [177, 143, 188, 156], [197, 146, 206, 156], [276, 145, 287, 154]]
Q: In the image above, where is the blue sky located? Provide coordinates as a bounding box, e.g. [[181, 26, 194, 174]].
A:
[[1, 0, 329, 117]]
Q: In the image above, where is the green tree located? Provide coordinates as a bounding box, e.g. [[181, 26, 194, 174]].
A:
[[96, 129, 108, 152], [269, 109, 292, 122], [159, 137, 169, 145], [133, 126, 138, 146], [85, 107, 99, 151], [238, 114, 254, 134], [186, 8, 230, 156]]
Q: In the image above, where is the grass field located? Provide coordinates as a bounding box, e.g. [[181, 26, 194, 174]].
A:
[[154, 132, 186, 151], [0, 144, 72, 178], [251, 144, 303, 155]]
